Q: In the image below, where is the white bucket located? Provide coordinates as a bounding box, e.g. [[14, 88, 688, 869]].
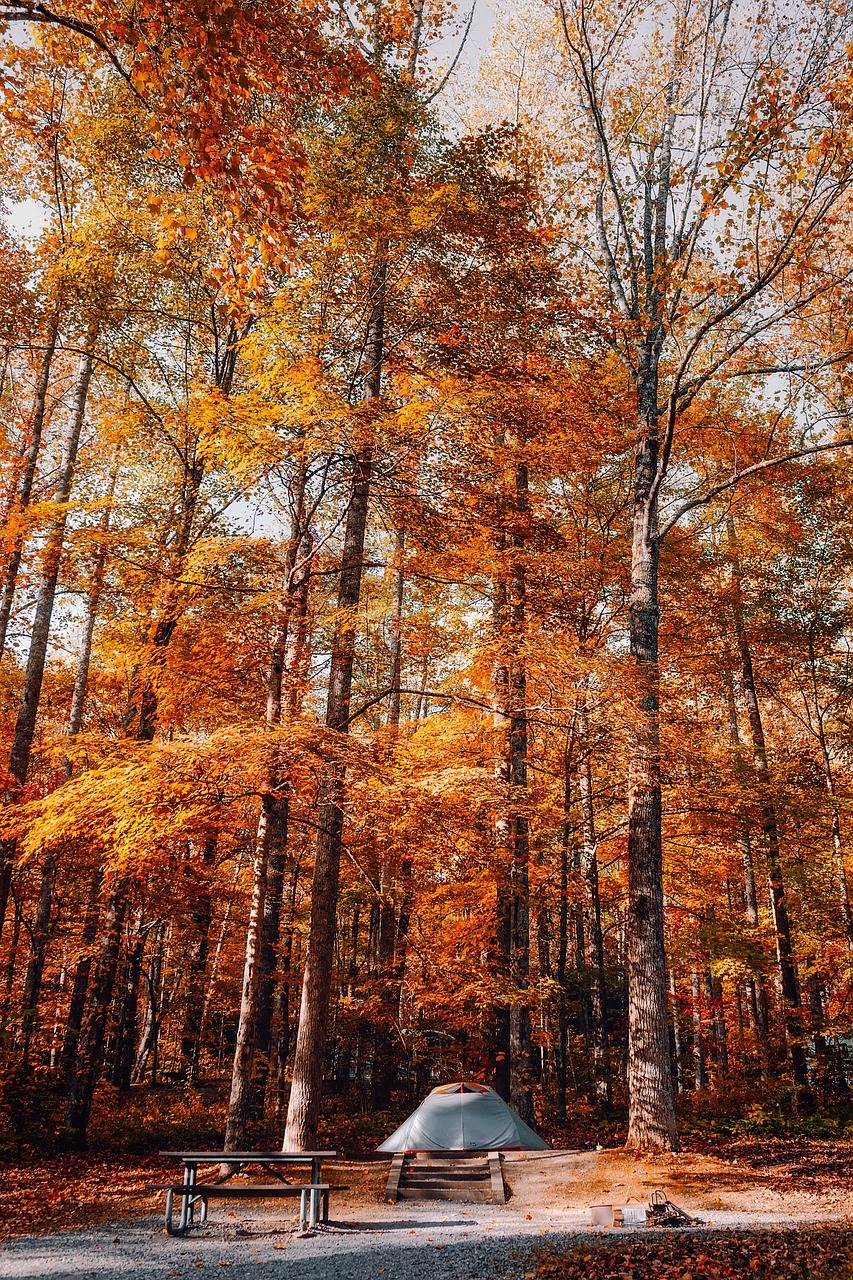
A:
[[616, 1204, 647, 1226], [589, 1204, 614, 1227]]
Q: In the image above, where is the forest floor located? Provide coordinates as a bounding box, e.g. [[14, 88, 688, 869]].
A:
[[2, 1139, 853, 1277]]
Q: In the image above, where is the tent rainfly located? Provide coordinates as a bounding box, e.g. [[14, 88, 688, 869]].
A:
[[376, 1082, 550, 1152]]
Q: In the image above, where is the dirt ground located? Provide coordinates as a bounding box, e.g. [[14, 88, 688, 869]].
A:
[[3, 1139, 852, 1240], [500, 1141, 853, 1222]]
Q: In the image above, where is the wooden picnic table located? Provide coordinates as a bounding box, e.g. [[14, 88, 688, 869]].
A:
[[158, 1150, 342, 1236]]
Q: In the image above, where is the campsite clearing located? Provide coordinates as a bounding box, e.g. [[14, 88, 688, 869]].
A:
[[2, 1140, 851, 1278]]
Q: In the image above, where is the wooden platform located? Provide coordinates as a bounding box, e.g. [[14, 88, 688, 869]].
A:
[[386, 1151, 506, 1204]]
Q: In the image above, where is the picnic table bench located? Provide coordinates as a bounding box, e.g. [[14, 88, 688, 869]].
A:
[[154, 1151, 342, 1236]]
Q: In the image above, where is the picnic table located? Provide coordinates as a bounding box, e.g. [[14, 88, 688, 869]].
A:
[[157, 1150, 342, 1236]]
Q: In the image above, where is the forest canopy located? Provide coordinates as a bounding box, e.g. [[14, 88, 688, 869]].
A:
[[2, 0, 853, 1156]]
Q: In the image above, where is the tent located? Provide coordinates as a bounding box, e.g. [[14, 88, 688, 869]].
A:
[[377, 1082, 550, 1152]]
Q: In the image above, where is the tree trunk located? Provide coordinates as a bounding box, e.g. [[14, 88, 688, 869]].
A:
[[669, 971, 685, 1095], [371, 527, 406, 1109], [112, 931, 144, 1092], [0, 325, 97, 940], [20, 849, 57, 1056], [133, 921, 166, 1084], [62, 457, 118, 775], [577, 696, 612, 1106], [227, 465, 309, 1144], [624, 347, 679, 1150], [727, 517, 807, 1088], [807, 639, 853, 950], [691, 970, 706, 1091], [61, 885, 125, 1149], [283, 255, 384, 1150], [554, 756, 570, 1121], [179, 837, 217, 1081], [224, 823, 270, 1151], [0, 319, 59, 661], [60, 869, 103, 1086], [20, 458, 118, 1049]]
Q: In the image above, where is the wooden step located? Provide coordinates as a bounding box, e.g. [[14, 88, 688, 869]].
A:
[[386, 1151, 506, 1205], [397, 1185, 494, 1202]]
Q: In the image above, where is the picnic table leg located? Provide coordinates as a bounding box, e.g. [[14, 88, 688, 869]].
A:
[[299, 1188, 307, 1232]]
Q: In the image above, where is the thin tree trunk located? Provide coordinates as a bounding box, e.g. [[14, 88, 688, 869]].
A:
[[0, 320, 59, 661], [227, 468, 309, 1145], [61, 885, 125, 1149], [371, 526, 406, 1109], [807, 639, 853, 950], [60, 869, 103, 1085], [727, 516, 807, 1088], [669, 971, 685, 1095], [112, 930, 144, 1091], [507, 453, 534, 1125], [20, 459, 118, 1045], [20, 849, 57, 1056], [179, 836, 217, 1081], [691, 971, 706, 1091], [284, 255, 385, 1150], [133, 921, 166, 1084], [577, 695, 612, 1106], [554, 753, 570, 1121], [0, 325, 97, 940], [724, 670, 770, 1069], [62, 457, 118, 775], [224, 827, 270, 1150]]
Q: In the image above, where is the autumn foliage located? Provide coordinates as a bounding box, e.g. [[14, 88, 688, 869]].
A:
[[1, 0, 853, 1163]]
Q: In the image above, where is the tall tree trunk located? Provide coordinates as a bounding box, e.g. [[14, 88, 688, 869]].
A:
[[724, 672, 770, 1070], [691, 970, 706, 1091], [0, 325, 97, 940], [507, 455, 534, 1125], [112, 929, 144, 1092], [727, 517, 808, 1088], [577, 695, 612, 1106], [61, 885, 125, 1149], [179, 837, 217, 1081], [0, 319, 59, 660], [624, 344, 679, 1150], [224, 820, 272, 1151], [20, 459, 118, 1046], [806, 639, 853, 950], [60, 869, 103, 1086], [284, 255, 384, 1150], [492, 571, 513, 1103], [226, 469, 309, 1146], [669, 970, 685, 1095], [133, 921, 166, 1084], [371, 527, 406, 1109], [20, 849, 57, 1057], [62, 457, 118, 775], [554, 751, 571, 1121]]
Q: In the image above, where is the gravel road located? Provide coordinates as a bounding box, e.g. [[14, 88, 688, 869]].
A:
[[0, 1198, 836, 1280]]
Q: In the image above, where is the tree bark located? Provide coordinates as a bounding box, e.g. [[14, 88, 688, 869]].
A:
[[691, 970, 706, 1090], [727, 517, 808, 1088], [61, 885, 125, 1149], [577, 695, 612, 1106], [179, 837, 217, 1081], [0, 325, 97, 940], [283, 255, 384, 1150], [624, 345, 679, 1150], [60, 868, 103, 1086], [0, 319, 59, 661], [806, 638, 853, 950], [669, 970, 685, 1095]]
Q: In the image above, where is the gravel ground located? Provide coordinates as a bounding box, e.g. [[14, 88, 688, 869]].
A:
[[1, 1198, 839, 1280]]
